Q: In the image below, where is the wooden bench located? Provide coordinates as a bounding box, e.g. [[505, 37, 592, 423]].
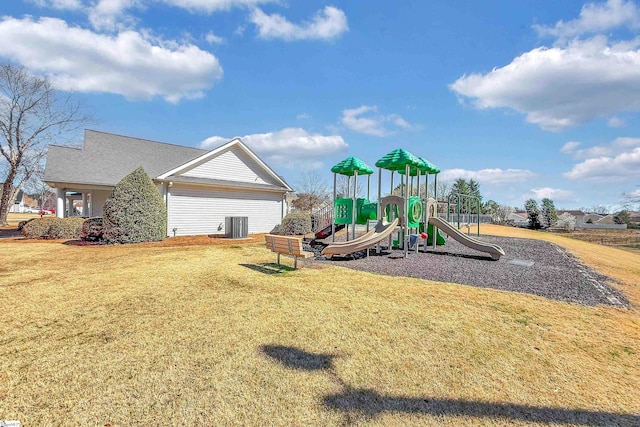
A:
[[265, 234, 314, 269]]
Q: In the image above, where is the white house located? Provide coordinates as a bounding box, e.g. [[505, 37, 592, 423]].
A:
[[44, 130, 293, 236], [0, 187, 27, 213]]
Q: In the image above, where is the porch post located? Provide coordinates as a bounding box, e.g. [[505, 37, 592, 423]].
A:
[[82, 193, 88, 217], [56, 188, 65, 218]]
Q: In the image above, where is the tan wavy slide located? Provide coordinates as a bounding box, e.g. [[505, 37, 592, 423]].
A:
[[428, 217, 505, 260], [321, 218, 399, 258]]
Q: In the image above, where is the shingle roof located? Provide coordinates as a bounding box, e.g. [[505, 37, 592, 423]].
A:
[[557, 210, 585, 216], [44, 130, 208, 187]]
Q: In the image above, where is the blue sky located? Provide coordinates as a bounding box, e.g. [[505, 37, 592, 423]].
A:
[[2, 0, 640, 210]]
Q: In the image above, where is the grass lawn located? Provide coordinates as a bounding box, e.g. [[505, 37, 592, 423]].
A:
[[1, 213, 41, 228], [1, 226, 639, 425]]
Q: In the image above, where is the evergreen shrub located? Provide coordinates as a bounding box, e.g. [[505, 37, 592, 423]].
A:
[[102, 167, 167, 244], [47, 217, 84, 239], [81, 217, 104, 241], [21, 217, 53, 238], [21, 217, 84, 239], [281, 213, 312, 235]]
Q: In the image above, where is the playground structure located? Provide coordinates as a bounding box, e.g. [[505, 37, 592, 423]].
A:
[[447, 193, 482, 236], [319, 149, 505, 260]]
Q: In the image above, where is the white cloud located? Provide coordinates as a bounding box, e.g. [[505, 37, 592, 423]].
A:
[[534, 0, 640, 39], [28, 0, 83, 10], [450, 36, 640, 130], [526, 187, 576, 202], [200, 128, 348, 167], [439, 168, 536, 185], [0, 16, 223, 102], [341, 105, 413, 136], [566, 137, 640, 159], [563, 146, 640, 181], [563, 137, 640, 181], [162, 0, 274, 13], [205, 31, 224, 44], [42, 0, 276, 31], [608, 116, 625, 127], [88, 0, 141, 31], [561, 141, 581, 154], [296, 113, 310, 120], [250, 6, 348, 41]]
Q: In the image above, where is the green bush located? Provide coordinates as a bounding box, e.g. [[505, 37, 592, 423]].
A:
[[103, 166, 167, 244], [280, 213, 312, 235], [48, 217, 84, 239], [21, 217, 84, 239], [81, 217, 104, 242], [21, 217, 54, 239]]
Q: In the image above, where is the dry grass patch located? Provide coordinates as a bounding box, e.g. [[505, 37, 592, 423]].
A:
[[1, 231, 639, 425], [1, 212, 41, 229]]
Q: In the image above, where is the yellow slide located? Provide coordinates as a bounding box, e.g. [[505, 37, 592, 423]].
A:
[[428, 217, 505, 260], [321, 218, 399, 258]]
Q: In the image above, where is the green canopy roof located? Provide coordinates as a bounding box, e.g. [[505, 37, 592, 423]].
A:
[[419, 156, 440, 174], [397, 156, 441, 176], [375, 148, 423, 172], [330, 156, 374, 176]]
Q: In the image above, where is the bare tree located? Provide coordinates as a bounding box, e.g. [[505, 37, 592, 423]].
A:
[[427, 178, 451, 200], [336, 175, 366, 198], [581, 205, 609, 214], [484, 200, 514, 224], [623, 188, 640, 208], [290, 193, 325, 212], [23, 164, 54, 208], [0, 64, 91, 225], [294, 171, 331, 201]]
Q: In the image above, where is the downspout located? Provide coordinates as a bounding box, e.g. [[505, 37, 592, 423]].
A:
[[166, 182, 172, 237]]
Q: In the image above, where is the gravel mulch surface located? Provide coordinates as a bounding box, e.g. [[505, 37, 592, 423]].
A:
[[308, 235, 629, 308]]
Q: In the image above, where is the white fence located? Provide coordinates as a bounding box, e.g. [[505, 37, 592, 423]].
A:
[[578, 223, 627, 230]]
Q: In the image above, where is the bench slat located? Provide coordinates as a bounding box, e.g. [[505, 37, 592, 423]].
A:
[[264, 235, 314, 266]]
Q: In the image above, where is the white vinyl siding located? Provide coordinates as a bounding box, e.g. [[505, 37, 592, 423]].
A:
[[168, 185, 283, 236], [181, 147, 279, 186]]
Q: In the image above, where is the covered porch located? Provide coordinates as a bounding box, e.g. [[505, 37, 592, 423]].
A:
[[49, 183, 113, 218]]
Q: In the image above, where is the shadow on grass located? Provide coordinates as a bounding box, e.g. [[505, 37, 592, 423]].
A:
[[63, 239, 103, 246], [0, 228, 21, 239], [261, 345, 335, 371], [323, 390, 639, 425], [261, 344, 639, 426], [241, 263, 294, 274]]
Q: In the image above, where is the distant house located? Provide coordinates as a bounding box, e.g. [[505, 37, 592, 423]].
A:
[[44, 130, 293, 236], [509, 211, 529, 227], [582, 213, 604, 224], [0, 186, 26, 213], [595, 214, 617, 225]]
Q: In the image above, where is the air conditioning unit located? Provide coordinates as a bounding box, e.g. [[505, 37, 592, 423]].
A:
[[225, 216, 248, 238]]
